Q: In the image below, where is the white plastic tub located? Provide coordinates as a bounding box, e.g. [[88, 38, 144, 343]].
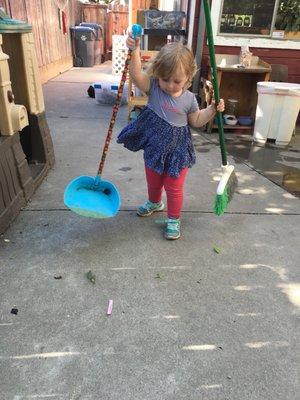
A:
[[253, 82, 300, 145], [94, 81, 128, 105]]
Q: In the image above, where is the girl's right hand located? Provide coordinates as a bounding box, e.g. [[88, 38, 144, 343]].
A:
[[126, 30, 140, 50]]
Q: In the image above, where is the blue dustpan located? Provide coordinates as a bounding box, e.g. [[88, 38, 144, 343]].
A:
[[64, 175, 120, 218], [64, 24, 142, 219]]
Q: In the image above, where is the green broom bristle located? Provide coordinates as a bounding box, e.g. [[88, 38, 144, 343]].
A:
[[213, 170, 238, 216], [214, 186, 229, 216], [226, 171, 238, 202]]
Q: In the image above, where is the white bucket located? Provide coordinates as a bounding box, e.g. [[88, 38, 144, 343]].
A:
[[253, 82, 300, 145]]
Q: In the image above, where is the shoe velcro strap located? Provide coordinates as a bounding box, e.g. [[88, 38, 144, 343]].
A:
[[166, 220, 180, 231]]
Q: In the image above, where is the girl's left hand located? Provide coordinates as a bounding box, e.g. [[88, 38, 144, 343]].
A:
[[215, 98, 225, 113]]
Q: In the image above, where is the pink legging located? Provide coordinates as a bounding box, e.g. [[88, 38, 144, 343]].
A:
[[145, 165, 188, 219]]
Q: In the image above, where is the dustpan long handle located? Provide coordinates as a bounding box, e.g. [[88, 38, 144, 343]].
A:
[[97, 24, 142, 177], [97, 49, 132, 176], [203, 0, 227, 166]]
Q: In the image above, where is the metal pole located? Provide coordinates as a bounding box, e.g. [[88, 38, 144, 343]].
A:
[[192, 1, 206, 94], [187, 0, 196, 49]]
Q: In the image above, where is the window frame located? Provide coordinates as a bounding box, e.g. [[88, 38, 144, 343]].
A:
[[217, 0, 280, 38], [210, 0, 300, 49]]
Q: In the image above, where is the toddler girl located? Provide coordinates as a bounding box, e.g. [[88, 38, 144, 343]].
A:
[[117, 33, 224, 240]]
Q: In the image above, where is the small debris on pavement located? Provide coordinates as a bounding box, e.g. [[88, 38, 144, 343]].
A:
[[54, 275, 62, 279], [155, 272, 165, 279], [11, 308, 18, 315], [4, 238, 10, 243], [119, 167, 132, 172], [213, 245, 221, 254], [86, 270, 96, 284], [107, 300, 113, 315]]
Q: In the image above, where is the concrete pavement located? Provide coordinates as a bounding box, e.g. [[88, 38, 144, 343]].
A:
[[0, 64, 299, 400]]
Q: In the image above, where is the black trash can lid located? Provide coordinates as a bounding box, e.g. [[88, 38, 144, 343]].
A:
[[70, 26, 96, 32], [79, 22, 103, 38], [70, 26, 97, 39], [80, 22, 103, 29]]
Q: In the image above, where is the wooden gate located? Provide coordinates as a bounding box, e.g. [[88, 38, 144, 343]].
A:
[[82, 3, 128, 54]]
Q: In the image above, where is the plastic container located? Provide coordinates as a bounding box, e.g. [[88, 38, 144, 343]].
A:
[[94, 81, 128, 105], [253, 82, 300, 145], [143, 10, 186, 29], [223, 114, 237, 125], [70, 26, 96, 67], [227, 98, 238, 116], [238, 116, 253, 126]]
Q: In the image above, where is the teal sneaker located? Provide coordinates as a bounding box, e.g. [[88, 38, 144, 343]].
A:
[[164, 218, 181, 240], [137, 200, 164, 217]]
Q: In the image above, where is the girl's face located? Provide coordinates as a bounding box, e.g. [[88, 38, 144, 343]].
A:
[[158, 67, 188, 98]]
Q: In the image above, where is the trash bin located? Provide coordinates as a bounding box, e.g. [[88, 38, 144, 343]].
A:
[[79, 22, 104, 64], [253, 81, 300, 145], [70, 26, 96, 67]]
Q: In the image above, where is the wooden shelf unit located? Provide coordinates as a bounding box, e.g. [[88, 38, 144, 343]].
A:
[[207, 54, 271, 133]]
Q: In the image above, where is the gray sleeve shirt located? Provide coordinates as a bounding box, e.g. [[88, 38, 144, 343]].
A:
[[147, 78, 199, 127]]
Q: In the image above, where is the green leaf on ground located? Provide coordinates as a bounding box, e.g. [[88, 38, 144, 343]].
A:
[[155, 272, 165, 279], [86, 270, 96, 284], [213, 245, 221, 254]]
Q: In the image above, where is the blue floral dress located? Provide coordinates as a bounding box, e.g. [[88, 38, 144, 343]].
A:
[[117, 79, 198, 178]]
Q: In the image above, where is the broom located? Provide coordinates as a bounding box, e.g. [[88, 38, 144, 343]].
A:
[[203, 0, 238, 215]]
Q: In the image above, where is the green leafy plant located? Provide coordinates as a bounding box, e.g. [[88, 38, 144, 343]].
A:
[[275, 0, 300, 32]]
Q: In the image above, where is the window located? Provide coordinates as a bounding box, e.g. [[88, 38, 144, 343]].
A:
[[219, 0, 278, 36], [210, 0, 299, 48], [274, 0, 300, 34]]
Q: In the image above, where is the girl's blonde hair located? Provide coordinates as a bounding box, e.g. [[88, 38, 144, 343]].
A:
[[148, 42, 197, 88]]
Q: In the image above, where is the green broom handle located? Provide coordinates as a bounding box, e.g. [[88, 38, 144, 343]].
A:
[[203, 0, 227, 166]]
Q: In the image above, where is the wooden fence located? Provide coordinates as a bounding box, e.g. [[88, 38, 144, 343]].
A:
[[82, 3, 128, 53], [0, 0, 132, 81], [0, 0, 82, 83]]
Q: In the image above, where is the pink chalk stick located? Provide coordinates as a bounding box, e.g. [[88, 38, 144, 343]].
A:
[[107, 300, 113, 315]]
